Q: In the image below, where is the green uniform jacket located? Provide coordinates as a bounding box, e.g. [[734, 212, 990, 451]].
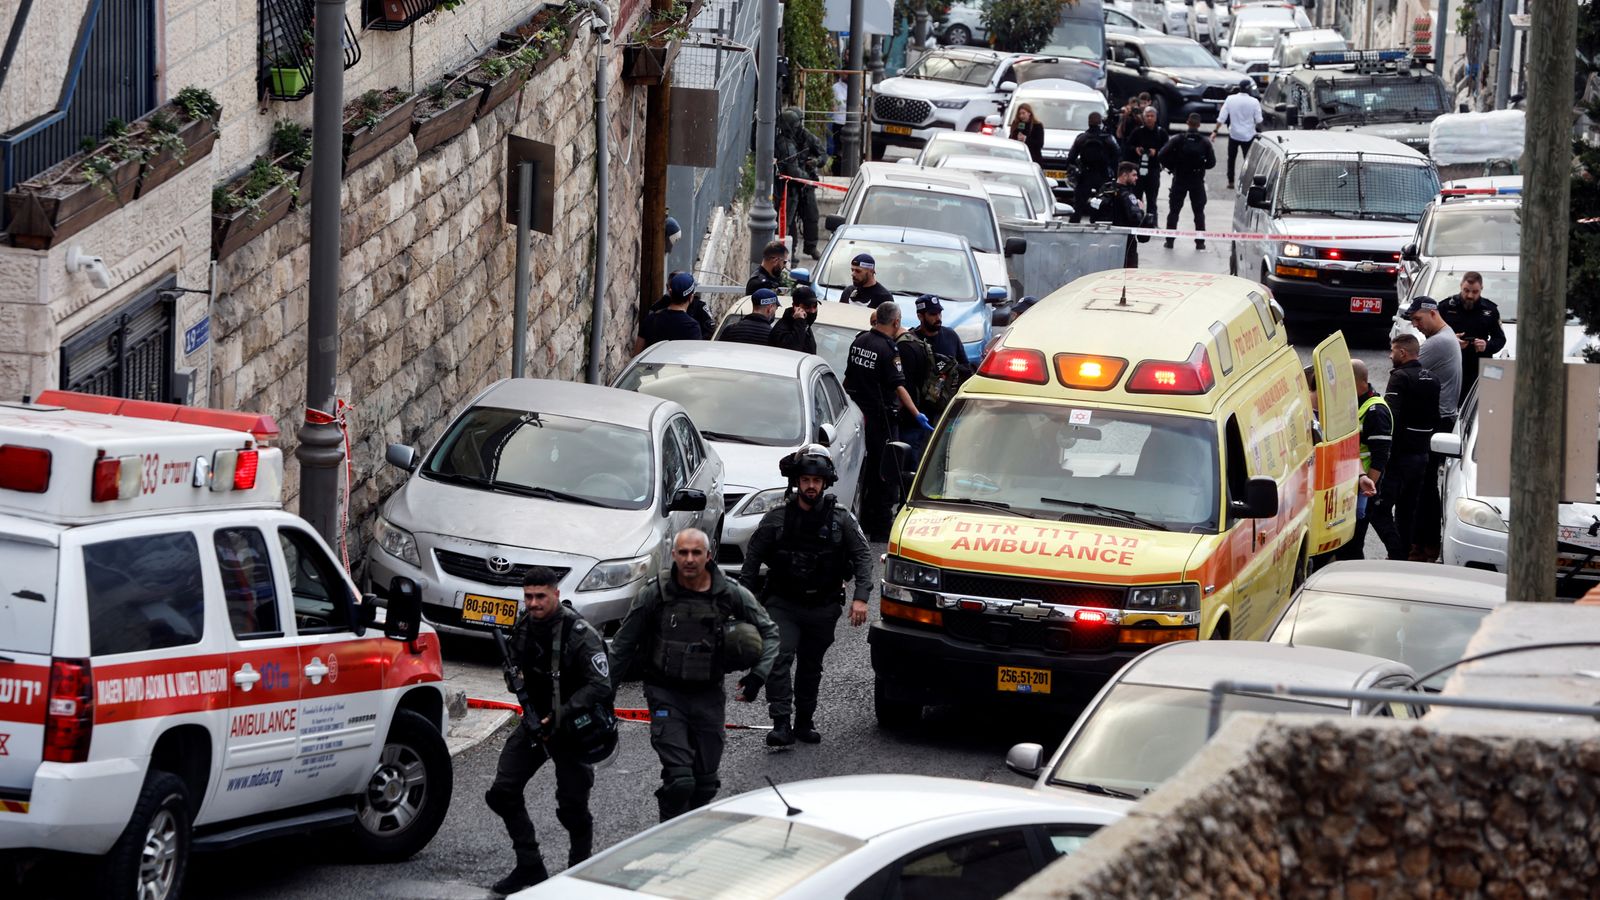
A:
[[609, 566, 781, 684]]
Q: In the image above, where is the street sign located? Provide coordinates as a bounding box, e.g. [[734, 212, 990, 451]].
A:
[[504, 135, 556, 233], [184, 317, 210, 354]]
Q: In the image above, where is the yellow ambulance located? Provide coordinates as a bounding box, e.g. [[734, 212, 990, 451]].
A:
[[870, 269, 1361, 725]]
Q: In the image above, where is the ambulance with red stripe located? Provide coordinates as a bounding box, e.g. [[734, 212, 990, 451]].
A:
[[870, 269, 1360, 725], [0, 392, 449, 900]]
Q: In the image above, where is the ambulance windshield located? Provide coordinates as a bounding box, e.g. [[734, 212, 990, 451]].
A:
[[915, 398, 1220, 532]]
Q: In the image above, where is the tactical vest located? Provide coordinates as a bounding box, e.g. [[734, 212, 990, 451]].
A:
[[1357, 393, 1390, 469], [770, 497, 848, 603], [648, 585, 728, 683]]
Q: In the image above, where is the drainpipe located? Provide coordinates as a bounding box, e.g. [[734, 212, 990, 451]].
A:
[[580, 0, 613, 384]]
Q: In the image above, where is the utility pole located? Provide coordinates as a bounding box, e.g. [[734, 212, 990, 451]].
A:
[[1505, 0, 1576, 602], [840, 0, 864, 176], [913, 0, 930, 47], [748, 0, 780, 268], [297, 0, 347, 551], [639, 0, 674, 318], [1493, 0, 1515, 108]]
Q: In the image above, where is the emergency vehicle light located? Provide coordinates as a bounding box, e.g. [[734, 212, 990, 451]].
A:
[[1439, 187, 1521, 199], [233, 449, 259, 490], [1303, 49, 1410, 66], [977, 348, 1049, 385], [1126, 345, 1214, 395], [43, 658, 94, 763], [1054, 354, 1127, 390], [0, 444, 51, 493], [90, 454, 143, 502], [33, 390, 282, 447], [1074, 609, 1110, 625]]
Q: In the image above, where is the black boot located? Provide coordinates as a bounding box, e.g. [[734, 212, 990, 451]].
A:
[[1195, 239, 1207, 249], [568, 827, 593, 867], [767, 716, 795, 747], [492, 857, 549, 894], [805, 243, 820, 260], [794, 715, 821, 744], [1163, 238, 1175, 249]]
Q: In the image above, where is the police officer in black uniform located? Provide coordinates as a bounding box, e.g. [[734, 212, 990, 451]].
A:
[[746, 240, 790, 295], [1091, 162, 1150, 268], [608, 528, 779, 821], [740, 445, 874, 746], [777, 107, 827, 259], [1066, 111, 1120, 222], [844, 302, 929, 541], [1158, 113, 1216, 249], [485, 568, 614, 894], [1438, 270, 1507, 400]]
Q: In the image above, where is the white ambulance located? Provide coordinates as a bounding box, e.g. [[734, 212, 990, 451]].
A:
[[0, 392, 451, 900]]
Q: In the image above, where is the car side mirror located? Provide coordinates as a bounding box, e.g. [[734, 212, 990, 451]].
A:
[[383, 577, 423, 643], [789, 267, 812, 285], [1232, 476, 1279, 519], [1006, 742, 1045, 778], [984, 114, 1002, 127], [385, 443, 418, 472], [1247, 185, 1269, 209], [824, 213, 845, 230], [999, 80, 1018, 92], [884, 440, 912, 482], [990, 307, 1015, 327], [817, 422, 838, 445], [1123, 53, 1141, 67], [1004, 236, 1027, 256], [1273, 102, 1288, 112], [1431, 432, 1462, 458], [1218, 36, 1230, 49], [1054, 201, 1072, 216], [985, 286, 1010, 304], [668, 488, 708, 512], [1401, 243, 1418, 261]]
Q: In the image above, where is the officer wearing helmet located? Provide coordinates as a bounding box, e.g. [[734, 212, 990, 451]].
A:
[[777, 106, 827, 259], [739, 445, 874, 746]]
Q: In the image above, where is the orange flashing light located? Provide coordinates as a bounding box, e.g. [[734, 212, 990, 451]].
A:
[[978, 348, 1049, 385], [1054, 354, 1127, 390], [1127, 344, 1215, 395], [1274, 263, 1319, 279], [1118, 626, 1199, 645], [881, 598, 944, 627]]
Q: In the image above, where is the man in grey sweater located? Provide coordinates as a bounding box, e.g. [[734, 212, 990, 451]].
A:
[[1406, 296, 1462, 561]]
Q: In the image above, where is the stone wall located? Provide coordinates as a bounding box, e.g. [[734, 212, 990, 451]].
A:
[[211, 27, 645, 555], [1012, 715, 1600, 899]]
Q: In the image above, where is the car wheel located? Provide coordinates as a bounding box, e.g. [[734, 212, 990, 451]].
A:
[[98, 770, 191, 900], [874, 680, 923, 730], [945, 24, 971, 45], [1292, 543, 1310, 591], [1152, 94, 1170, 128], [1209, 613, 1231, 640], [349, 709, 453, 862]]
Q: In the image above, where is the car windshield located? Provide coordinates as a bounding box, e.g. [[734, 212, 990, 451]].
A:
[[1041, 18, 1104, 59], [1273, 591, 1492, 690], [915, 398, 1222, 532], [1313, 77, 1448, 121], [1049, 684, 1337, 794], [962, 167, 1051, 211], [1426, 268, 1520, 321], [987, 190, 1034, 219], [1421, 208, 1521, 258], [813, 322, 862, 377], [1143, 42, 1222, 68], [1234, 24, 1291, 48], [853, 188, 1001, 253], [1278, 159, 1440, 221], [424, 406, 653, 509], [574, 810, 864, 899], [617, 364, 804, 446], [906, 54, 998, 85], [922, 138, 1032, 168], [818, 238, 981, 299], [1280, 40, 1347, 66], [1012, 96, 1105, 131]]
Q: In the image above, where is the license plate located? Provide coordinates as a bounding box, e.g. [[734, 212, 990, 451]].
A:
[[1350, 297, 1383, 314], [462, 593, 519, 628], [1045, 170, 1069, 180], [997, 666, 1052, 694], [884, 124, 913, 136]]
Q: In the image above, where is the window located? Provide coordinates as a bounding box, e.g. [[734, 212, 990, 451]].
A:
[[60, 280, 177, 402], [278, 528, 354, 632], [893, 829, 1037, 900], [817, 236, 981, 299], [812, 376, 837, 430], [671, 416, 705, 474], [662, 430, 689, 498], [821, 372, 849, 418], [1042, 824, 1099, 857], [618, 366, 805, 446], [215, 528, 282, 638], [84, 533, 206, 656]]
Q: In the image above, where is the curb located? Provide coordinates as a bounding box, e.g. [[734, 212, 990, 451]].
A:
[[445, 707, 514, 758]]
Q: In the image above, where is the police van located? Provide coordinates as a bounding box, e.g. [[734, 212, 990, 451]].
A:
[[0, 392, 450, 900], [869, 269, 1360, 725]]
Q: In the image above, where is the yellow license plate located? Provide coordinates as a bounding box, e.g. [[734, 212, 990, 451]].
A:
[[1045, 170, 1069, 180], [884, 124, 913, 136], [997, 666, 1052, 694], [462, 593, 519, 628]]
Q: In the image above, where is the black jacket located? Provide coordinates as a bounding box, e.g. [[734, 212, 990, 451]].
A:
[[1009, 120, 1046, 166], [648, 293, 715, 340], [1092, 182, 1145, 228], [745, 266, 785, 295], [1158, 130, 1216, 177], [719, 312, 776, 345], [1067, 127, 1120, 184], [769, 309, 818, 355], [1126, 124, 1166, 168], [740, 495, 875, 603], [1439, 294, 1507, 375], [1384, 360, 1441, 455], [609, 567, 780, 686], [509, 605, 612, 722]]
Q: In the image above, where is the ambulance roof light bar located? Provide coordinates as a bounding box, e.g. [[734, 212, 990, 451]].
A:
[[978, 348, 1050, 385], [33, 390, 280, 447], [1126, 344, 1216, 395]]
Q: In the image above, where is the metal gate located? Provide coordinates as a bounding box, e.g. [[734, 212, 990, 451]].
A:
[[60, 278, 177, 401]]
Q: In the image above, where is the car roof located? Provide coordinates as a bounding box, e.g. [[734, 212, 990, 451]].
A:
[[1234, 4, 1302, 20], [1119, 640, 1411, 700], [830, 222, 974, 250], [1118, 31, 1204, 46], [720, 295, 877, 329], [922, 46, 1020, 63], [1257, 130, 1432, 159], [983, 182, 1029, 199], [1420, 254, 1519, 276], [1301, 560, 1506, 609], [1441, 175, 1523, 191], [939, 155, 1045, 176], [926, 131, 1029, 150], [475, 378, 666, 429], [1280, 27, 1345, 43], [632, 340, 812, 379], [857, 161, 990, 195], [1012, 80, 1106, 100], [709, 774, 1120, 840]]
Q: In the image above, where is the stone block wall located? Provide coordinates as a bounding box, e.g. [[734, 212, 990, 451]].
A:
[[1014, 716, 1600, 899], [211, 30, 645, 555]]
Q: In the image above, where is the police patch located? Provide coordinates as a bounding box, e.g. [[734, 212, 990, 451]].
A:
[[591, 652, 610, 678]]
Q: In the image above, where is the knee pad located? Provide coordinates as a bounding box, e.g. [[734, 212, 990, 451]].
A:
[[689, 774, 721, 808], [657, 766, 696, 805]]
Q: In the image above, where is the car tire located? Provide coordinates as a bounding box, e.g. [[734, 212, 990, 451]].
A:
[[1152, 94, 1170, 129], [349, 709, 453, 862], [874, 680, 922, 730], [98, 770, 191, 900], [945, 24, 971, 45]]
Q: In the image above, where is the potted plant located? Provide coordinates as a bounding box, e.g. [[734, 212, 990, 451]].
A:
[[623, 0, 695, 84], [211, 155, 297, 260], [382, 0, 415, 22], [4, 119, 145, 249], [341, 87, 419, 172], [270, 119, 314, 207], [135, 86, 222, 199], [466, 52, 527, 120], [411, 72, 483, 156], [269, 55, 307, 97]]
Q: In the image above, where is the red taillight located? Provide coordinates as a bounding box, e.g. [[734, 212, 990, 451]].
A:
[[0, 444, 51, 493], [1127, 344, 1215, 395], [980, 125, 995, 135], [43, 658, 94, 763], [90, 454, 141, 502], [233, 449, 259, 490], [978, 348, 1049, 385]]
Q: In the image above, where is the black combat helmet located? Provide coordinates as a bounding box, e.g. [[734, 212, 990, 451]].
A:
[[779, 443, 838, 487]]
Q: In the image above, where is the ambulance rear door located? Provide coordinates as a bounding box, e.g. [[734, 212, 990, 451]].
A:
[[0, 527, 58, 805], [1310, 332, 1360, 555]]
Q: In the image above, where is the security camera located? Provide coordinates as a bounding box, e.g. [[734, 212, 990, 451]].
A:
[[65, 245, 112, 291]]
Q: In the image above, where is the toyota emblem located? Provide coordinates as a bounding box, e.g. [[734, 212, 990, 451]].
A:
[[487, 555, 513, 574]]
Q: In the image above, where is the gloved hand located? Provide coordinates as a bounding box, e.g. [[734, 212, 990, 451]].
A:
[[737, 673, 765, 702], [914, 412, 933, 432]]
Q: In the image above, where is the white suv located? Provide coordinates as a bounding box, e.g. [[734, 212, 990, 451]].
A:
[[869, 49, 1081, 159], [0, 392, 450, 900]]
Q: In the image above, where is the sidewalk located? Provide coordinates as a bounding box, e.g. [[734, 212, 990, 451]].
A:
[[441, 651, 518, 757]]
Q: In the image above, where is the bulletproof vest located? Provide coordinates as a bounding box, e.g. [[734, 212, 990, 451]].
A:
[[648, 585, 727, 683], [1178, 134, 1208, 172], [770, 497, 848, 601]]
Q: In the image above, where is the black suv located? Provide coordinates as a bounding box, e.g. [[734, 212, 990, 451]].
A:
[[1259, 49, 1449, 152], [1104, 32, 1254, 126]]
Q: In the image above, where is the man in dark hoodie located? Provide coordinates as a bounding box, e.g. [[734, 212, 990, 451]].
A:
[[769, 286, 820, 355], [719, 289, 780, 344]]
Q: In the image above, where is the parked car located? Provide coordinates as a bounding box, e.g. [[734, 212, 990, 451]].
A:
[[366, 379, 724, 636], [1038, 0, 1108, 89], [1110, 0, 1167, 30], [1104, 5, 1155, 34], [1158, 0, 1192, 35], [935, 0, 988, 46], [1105, 32, 1255, 126], [512, 775, 1127, 899], [868, 48, 1055, 159], [912, 130, 1034, 168], [1005, 641, 1418, 808], [1267, 560, 1505, 690], [988, 79, 1109, 189], [982, 180, 1042, 222], [1220, 3, 1311, 86], [1391, 257, 1524, 348], [1266, 27, 1348, 75], [612, 341, 865, 572], [1398, 186, 1521, 295], [935, 154, 1069, 219], [1259, 48, 1450, 148], [1188, 0, 1216, 48]]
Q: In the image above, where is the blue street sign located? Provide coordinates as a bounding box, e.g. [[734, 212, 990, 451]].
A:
[[184, 317, 210, 355]]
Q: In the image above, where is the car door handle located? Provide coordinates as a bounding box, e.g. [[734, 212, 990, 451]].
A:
[[233, 665, 261, 691], [304, 658, 329, 685]]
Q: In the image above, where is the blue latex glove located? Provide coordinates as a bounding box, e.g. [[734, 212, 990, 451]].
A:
[[914, 412, 933, 431]]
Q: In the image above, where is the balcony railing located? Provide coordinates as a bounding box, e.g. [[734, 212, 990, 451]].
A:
[[260, 0, 363, 102]]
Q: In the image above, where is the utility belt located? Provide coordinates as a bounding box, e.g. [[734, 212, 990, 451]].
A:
[[767, 585, 846, 608]]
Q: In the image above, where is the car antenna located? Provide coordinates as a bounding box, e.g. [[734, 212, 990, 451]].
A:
[[765, 776, 803, 816], [1118, 284, 1129, 306]]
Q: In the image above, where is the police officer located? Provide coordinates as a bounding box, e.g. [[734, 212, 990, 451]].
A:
[[844, 302, 930, 540], [740, 445, 873, 746], [1375, 334, 1440, 561], [1091, 162, 1149, 268], [777, 107, 827, 259], [1158, 113, 1216, 249], [1066, 111, 1120, 222], [636, 272, 709, 354], [608, 528, 779, 821], [485, 568, 613, 894], [1439, 271, 1506, 400], [719, 289, 780, 344], [746, 241, 789, 295], [1335, 359, 1393, 561]]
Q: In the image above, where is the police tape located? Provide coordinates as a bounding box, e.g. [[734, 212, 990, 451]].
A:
[[467, 697, 773, 731], [777, 173, 849, 193]]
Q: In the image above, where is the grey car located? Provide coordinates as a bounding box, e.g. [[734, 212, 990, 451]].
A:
[[364, 378, 724, 637]]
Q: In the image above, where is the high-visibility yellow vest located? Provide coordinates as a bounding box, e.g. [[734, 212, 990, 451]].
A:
[[1357, 393, 1390, 470]]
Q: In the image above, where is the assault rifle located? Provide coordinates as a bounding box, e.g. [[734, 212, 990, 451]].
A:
[[494, 627, 547, 741]]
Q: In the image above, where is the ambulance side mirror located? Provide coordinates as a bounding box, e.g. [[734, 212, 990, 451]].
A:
[[1233, 477, 1279, 518], [384, 577, 424, 643], [386, 443, 419, 473]]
